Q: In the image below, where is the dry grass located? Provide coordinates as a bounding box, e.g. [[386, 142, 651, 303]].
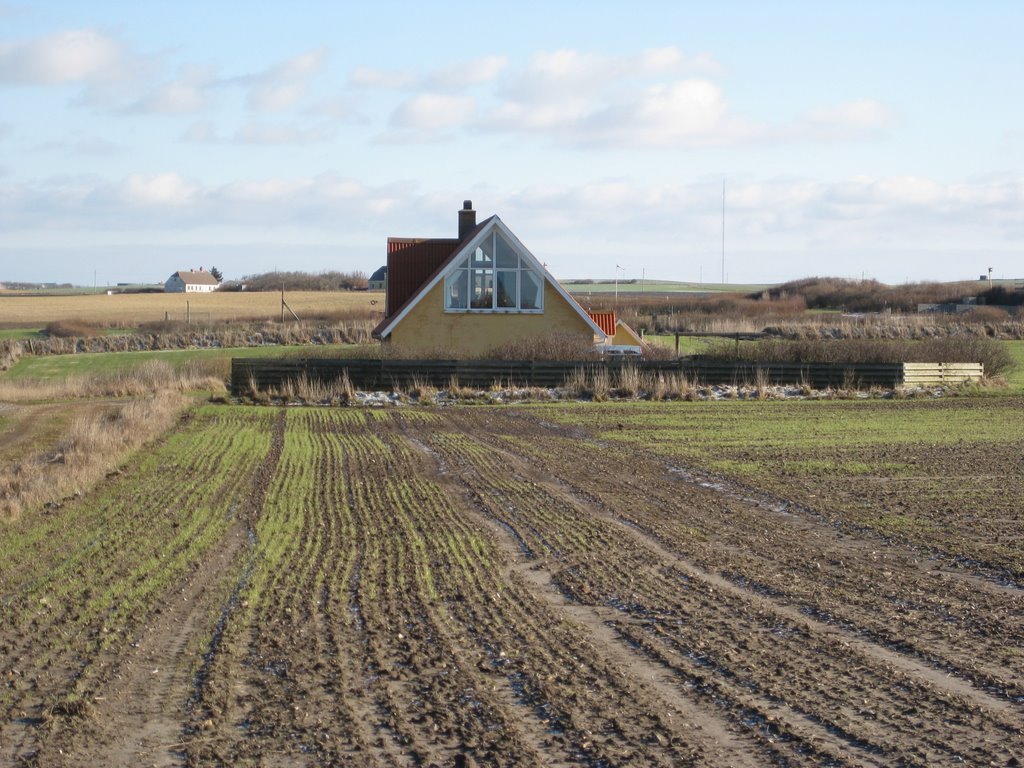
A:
[[268, 371, 356, 404], [0, 290, 376, 326], [613, 365, 643, 397], [0, 360, 226, 402], [405, 376, 437, 402], [0, 390, 193, 520], [563, 367, 611, 401]]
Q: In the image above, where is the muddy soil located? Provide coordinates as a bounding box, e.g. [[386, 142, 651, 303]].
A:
[[1, 404, 1020, 767]]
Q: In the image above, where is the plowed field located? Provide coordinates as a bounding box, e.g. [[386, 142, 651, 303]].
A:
[[1, 401, 1021, 766]]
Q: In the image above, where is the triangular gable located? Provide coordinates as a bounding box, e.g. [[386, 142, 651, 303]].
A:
[[614, 319, 645, 346], [373, 216, 608, 341]]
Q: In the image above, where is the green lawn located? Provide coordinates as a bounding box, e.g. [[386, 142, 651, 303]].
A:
[[1004, 340, 1024, 392], [644, 334, 715, 355], [3, 343, 362, 381], [537, 397, 1023, 455], [564, 280, 770, 294], [0, 328, 44, 340]]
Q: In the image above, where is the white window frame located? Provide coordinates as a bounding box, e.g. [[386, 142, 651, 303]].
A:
[[444, 231, 544, 313]]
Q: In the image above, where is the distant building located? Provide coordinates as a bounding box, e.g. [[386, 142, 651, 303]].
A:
[[165, 268, 219, 293], [368, 265, 387, 291]]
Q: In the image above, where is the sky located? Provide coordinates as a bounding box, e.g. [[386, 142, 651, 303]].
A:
[[1, 0, 1022, 286]]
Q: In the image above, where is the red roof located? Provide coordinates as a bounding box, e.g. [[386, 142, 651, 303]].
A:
[[586, 311, 617, 336], [373, 216, 494, 338], [384, 238, 460, 316]]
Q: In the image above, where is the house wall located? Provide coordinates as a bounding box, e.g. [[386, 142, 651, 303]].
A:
[[165, 276, 184, 293], [388, 280, 596, 354], [612, 324, 643, 346]]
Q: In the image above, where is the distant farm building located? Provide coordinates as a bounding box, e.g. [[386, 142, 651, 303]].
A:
[[165, 268, 219, 293], [372, 201, 609, 355], [368, 265, 387, 291]]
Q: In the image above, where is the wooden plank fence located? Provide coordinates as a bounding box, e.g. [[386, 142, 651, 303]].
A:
[[230, 357, 980, 394], [902, 362, 983, 386]]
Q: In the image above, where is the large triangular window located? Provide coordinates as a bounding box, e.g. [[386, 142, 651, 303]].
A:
[[445, 231, 544, 312]]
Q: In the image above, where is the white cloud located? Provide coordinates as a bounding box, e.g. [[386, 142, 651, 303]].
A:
[[806, 98, 890, 128], [476, 48, 751, 148], [349, 66, 416, 89], [352, 55, 509, 93], [119, 172, 199, 206], [181, 119, 334, 145], [6, 172, 1020, 283], [390, 93, 475, 131], [219, 178, 310, 203], [33, 136, 122, 155], [128, 66, 218, 114], [0, 28, 137, 84], [581, 79, 736, 147], [305, 96, 360, 121], [482, 75, 753, 148], [247, 47, 328, 112], [234, 121, 333, 145], [180, 120, 219, 143], [425, 56, 508, 89]]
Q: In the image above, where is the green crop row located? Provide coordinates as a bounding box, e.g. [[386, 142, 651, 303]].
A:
[[0, 407, 275, 715]]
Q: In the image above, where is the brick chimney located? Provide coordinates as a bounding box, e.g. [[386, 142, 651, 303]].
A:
[[458, 200, 476, 240]]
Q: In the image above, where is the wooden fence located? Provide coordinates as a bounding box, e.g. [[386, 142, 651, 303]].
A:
[[902, 362, 983, 386], [229, 357, 983, 394]]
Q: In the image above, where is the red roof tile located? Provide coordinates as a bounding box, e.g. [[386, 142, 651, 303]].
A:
[[384, 238, 460, 317], [373, 217, 496, 339], [586, 311, 617, 336]]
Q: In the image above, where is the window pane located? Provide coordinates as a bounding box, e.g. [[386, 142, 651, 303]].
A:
[[495, 234, 518, 268], [446, 269, 468, 309], [471, 235, 493, 267], [470, 268, 493, 308], [496, 270, 518, 308], [521, 269, 542, 310]]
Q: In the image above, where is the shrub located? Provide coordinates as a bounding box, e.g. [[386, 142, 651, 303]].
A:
[[486, 333, 602, 361], [700, 336, 1014, 378], [45, 320, 100, 338]]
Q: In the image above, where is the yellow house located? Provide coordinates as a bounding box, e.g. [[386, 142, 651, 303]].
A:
[[372, 201, 608, 354]]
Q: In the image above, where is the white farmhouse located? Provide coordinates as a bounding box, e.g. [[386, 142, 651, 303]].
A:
[[165, 268, 219, 293]]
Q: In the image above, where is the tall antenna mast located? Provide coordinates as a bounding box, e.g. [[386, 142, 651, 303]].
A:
[[721, 179, 726, 284]]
